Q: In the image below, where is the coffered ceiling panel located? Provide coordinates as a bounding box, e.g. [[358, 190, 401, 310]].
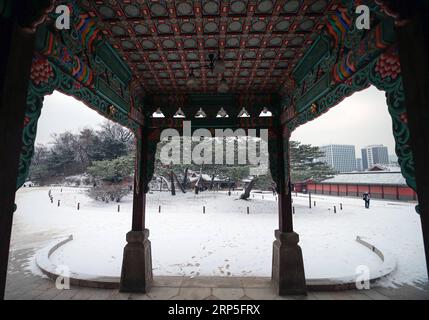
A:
[[79, 0, 340, 94]]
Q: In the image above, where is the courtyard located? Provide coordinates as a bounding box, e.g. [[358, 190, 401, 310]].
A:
[[4, 187, 429, 300]]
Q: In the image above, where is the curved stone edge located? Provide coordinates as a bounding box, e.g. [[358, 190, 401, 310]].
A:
[[36, 235, 396, 292], [35, 235, 120, 289], [306, 236, 397, 291]]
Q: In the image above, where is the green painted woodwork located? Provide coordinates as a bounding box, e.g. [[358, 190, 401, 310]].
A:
[[148, 117, 274, 130], [95, 42, 132, 86], [95, 77, 130, 114], [293, 36, 330, 85], [15, 0, 417, 204], [288, 50, 415, 192], [16, 1, 144, 189], [282, 5, 416, 195], [16, 57, 139, 189], [187, 94, 236, 107], [0, 0, 12, 18], [34, 2, 139, 121], [296, 73, 330, 113]]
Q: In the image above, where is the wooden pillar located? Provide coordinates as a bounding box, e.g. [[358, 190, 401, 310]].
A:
[[396, 8, 429, 278], [119, 126, 153, 293], [277, 129, 293, 233], [131, 129, 147, 232], [271, 124, 306, 295], [0, 17, 36, 300]]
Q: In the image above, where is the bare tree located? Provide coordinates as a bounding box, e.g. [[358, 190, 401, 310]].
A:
[[240, 178, 257, 200], [100, 121, 134, 144], [170, 171, 176, 196], [172, 171, 186, 193]]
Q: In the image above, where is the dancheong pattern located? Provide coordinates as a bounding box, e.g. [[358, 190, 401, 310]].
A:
[[17, 0, 417, 210]]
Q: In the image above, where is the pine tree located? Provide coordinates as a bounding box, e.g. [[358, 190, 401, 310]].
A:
[[290, 141, 336, 183]]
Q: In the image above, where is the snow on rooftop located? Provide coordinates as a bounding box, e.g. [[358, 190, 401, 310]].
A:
[[322, 171, 407, 186]]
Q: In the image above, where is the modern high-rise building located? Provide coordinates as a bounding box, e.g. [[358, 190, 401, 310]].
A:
[[389, 154, 399, 165], [319, 144, 357, 173], [361, 145, 389, 170], [356, 158, 363, 171]]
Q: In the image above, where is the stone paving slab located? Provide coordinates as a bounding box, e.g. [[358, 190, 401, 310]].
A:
[[175, 287, 212, 300], [147, 287, 180, 300], [5, 247, 429, 300], [181, 276, 243, 288], [212, 288, 245, 300]]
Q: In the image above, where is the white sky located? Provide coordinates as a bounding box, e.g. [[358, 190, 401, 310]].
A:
[[291, 85, 396, 156], [35, 91, 105, 145], [36, 86, 396, 156]]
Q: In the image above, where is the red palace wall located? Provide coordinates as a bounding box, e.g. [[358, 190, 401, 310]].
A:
[[307, 183, 417, 201]]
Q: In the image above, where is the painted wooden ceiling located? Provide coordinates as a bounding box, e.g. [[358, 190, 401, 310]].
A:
[[78, 0, 341, 95]]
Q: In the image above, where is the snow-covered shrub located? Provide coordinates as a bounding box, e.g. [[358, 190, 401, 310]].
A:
[[87, 183, 131, 203]]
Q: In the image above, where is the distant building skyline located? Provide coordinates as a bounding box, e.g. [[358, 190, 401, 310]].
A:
[[356, 158, 363, 172], [361, 145, 390, 170], [318, 144, 391, 173], [291, 86, 396, 154], [389, 154, 399, 165], [319, 144, 357, 173]]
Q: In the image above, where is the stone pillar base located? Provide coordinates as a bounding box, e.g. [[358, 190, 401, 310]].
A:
[[272, 230, 307, 295], [119, 229, 153, 293]]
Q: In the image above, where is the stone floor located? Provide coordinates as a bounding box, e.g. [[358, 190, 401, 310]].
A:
[[5, 247, 429, 300]]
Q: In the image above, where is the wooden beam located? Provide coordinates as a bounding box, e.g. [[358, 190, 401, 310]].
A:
[[271, 124, 306, 295], [396, 11, 429, 274], [277, 126, 293, 233], [119, 125, 154, 293], [396, 11, 429, 279], [148, 116, 274, 129], [0, 18, 35, 300], [131, 126, 147, 232]]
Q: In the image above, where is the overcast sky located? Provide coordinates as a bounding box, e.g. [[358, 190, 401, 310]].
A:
[[291, 85, 396, 156], [36, 86, 396, 156], [35, 92, 105, 146]]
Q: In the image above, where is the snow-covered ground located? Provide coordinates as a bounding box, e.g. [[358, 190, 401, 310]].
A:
[[12, 187, 427, 287]]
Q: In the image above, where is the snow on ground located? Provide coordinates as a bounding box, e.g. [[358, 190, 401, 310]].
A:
[[12, 186, 428, 287]]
